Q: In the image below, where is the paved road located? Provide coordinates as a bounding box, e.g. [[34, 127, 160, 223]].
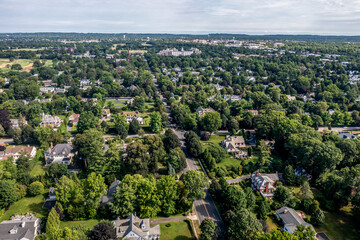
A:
[[0, 138, 13, 144], [226, 175, 251, 184], [145, 56, 225, 236]]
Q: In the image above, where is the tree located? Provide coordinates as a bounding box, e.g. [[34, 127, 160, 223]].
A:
[[77, 111, 99, 133], [228, 209, 262, 240], [200, 218, 217, 240], [114, 114, 129, 139], [73, 129, 105, 170], [137, 177, 161, 218], [258, 198, 270, 220], [150, 111, 163, 133], [258, 140, 272, 166], [200, 112, 222, 134], [110, 182, 136, 217], [227, 117, 239, 133], [144, 135, 166, 173], [283, 165, 295, 186], [163, 129, 181, 152], [124, 140, 150, 175], [201, 149, 216, 171], [130, 96, 145, 112], [0, 180, 18, 209], [185, 131, 203, 158], [90, 221, 116, 240], [157, 175, 179, 216], [46, 208, 60, 239], [181, 170, 208, 201], [129, 118, 140, 134], [0, 110, 11, 131], [299, 181, 313, 200], [28, 181, 44, 196], [83, 173, 107, 218], [293, 225, 316, 240], [273, 185, 292, 207], [165, 148, 187, 173], [207, 144, 227, 163]]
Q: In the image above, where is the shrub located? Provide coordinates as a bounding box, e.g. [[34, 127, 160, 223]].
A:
[[28, 181, 44, 196]]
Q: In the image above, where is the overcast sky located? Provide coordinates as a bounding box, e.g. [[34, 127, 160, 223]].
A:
[[0, 0, 359, 35]]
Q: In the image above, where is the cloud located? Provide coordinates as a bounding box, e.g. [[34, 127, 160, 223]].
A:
[[0, 0, 359, 34]]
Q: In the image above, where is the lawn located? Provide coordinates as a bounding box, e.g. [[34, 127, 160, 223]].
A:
[[30, 161, 45, 177], [315, 207, 359, 240], [0, 58, 33, 72], [201, 135, 226, 146], [0, 195, 47, 222], [60, 219, 100, 230], [266, 216, 279, 232], [160, 220, 194, 240], [217, 155, 242, 169]]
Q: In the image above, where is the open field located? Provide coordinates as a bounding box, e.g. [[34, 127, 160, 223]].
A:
[[10, 48, 43, 51], [315, 206, 359, 240], [0, 58, 52, 72], [160, 220, 194, 240], [60, 219, 100, 230], [0, 195, 47, 222], [111, 43, 126, 50]]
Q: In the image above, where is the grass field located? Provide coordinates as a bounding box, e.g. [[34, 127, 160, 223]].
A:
[[30, 161, 45, 177], [60, 219, 100, 230], [201, 134, 226, 146], [160, 221, 194, 240], [217, 155, 242, 169], [0, 195, 47, 222], [315, 206, 359, 240]]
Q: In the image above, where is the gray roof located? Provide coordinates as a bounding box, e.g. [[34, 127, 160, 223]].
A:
[[276, 207, 314, 234], [100, 180, 120, 205], [0, 214, 40, 240], [47, 144, 72, 157], [113, 214, 160, 240]]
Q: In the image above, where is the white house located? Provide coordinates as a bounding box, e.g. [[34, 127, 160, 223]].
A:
[[112, 214, 160, 240]]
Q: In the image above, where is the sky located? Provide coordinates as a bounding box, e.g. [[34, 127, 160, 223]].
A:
[[0, 0, 359, 35]]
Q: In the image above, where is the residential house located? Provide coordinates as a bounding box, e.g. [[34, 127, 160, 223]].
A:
[[68, 113, 80, 127], [101, 109, 111, 121], [286, 95, 296, 101], [221, 135, 248, 158], [294, 167, 312, 181], [196, 107, 215, 117], [100, 179, 121, 205], [43, 187, 57, 210], [251, 170, 280, 199], [338, 132, 358, 139], [0, 214, 41, 240], [223, 95, 242, 101], [275, 207, 315, 234], [80, 79, 91, 86], [247, 110, 259, 116], [44, 143, 73, 166], [128, 85, 138, 91], [10, 118, 28, 130], [112, 214, 160, 240], [39, 114, 62, 128], [0, 146, 37, 163], [121, 112, 144, 125]]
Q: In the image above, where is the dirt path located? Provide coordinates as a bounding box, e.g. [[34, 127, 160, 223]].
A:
[[23, 63, 33, 72]]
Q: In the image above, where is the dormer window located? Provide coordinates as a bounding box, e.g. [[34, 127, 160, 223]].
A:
[[141, 223, 146, 229]]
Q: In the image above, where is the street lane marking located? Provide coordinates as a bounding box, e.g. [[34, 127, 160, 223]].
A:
[[201, 199, 211, 218]]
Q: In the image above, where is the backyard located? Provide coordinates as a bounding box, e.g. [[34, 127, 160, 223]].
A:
[[160, 220, 195, 240], [0, 195, 47, 222]]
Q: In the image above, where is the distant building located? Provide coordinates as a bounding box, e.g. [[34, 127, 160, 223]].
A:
[[68, 113, 80, 127], [276, 207, 315, 234], [247, 110, 259, 116], [101, 109, 111, 121], [100, 179, 121, 205], [157, 47, 201, 57], [10, 118, 28, 130], [120, 112, 144, 125], [286, 95, 296, 101], [251, 170, 280, 199], [0, 214, 41, 240], [45, 143, 73, 166], [0, 146, 36, 163], [223, 95, 242, 101], [338, 132, 358, 139], [196, 107, 215, 117], [294, 167, 312, 181], [39, 114, 62, 128], [112, 214, 160, 240]]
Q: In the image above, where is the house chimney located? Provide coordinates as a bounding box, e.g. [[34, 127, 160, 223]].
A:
[[50, 142, 53, 149], [256, 170, 259, 177], [265, 182, 270, 192]]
